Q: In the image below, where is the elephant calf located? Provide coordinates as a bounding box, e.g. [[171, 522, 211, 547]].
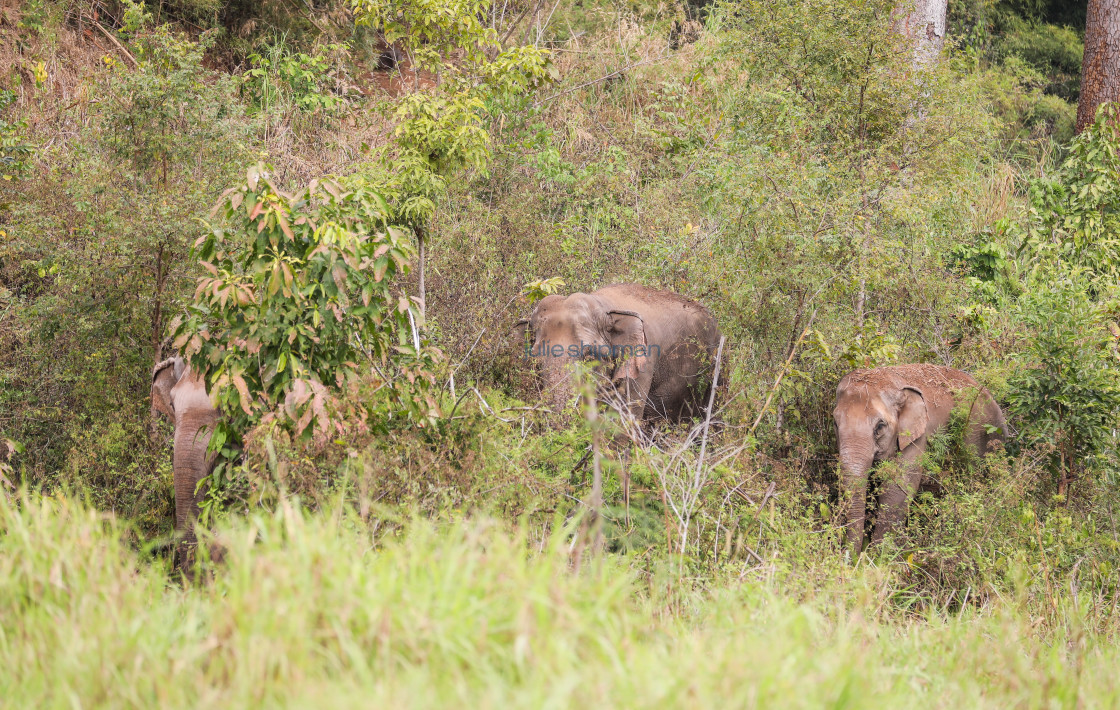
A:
[[517, 283, 723, 423], [151, 356, 217, 564], [833, 363, 1006, 555]]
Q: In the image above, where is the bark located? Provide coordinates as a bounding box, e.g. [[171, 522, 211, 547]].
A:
[[894, 0, 947, 67], [1077, 0, 1120, 133], [417, 224, 427, 318]]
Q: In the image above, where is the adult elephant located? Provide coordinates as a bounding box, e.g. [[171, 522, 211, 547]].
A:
[[833, 363, 1006, 556], [151, 356, 217, 564], [517, 284, 722, 423]]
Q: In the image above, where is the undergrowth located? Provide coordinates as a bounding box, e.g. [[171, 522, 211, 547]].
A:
[[2, 492, 1118, 708]]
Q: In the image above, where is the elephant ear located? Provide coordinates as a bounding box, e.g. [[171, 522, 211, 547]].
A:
[[152, 357, 185, 419], [896, 385, 928, 451], [607, 309, 648, 382]]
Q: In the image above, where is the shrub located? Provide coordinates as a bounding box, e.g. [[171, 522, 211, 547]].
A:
[[102, 25, 238, 182], [240, 39, 350, 118], [1006, 274, 1120, 499], [1015, 103, 1120, 289], [0, 15, 249, 524], [174, 165, 442, 508], [997, 15, 1084, 101], [0, 89, 33, 182]]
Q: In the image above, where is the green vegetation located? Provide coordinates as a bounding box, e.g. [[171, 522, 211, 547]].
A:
[[1, 0, 1119, 705], [173, 166, 442, 512], [241, 40, 351, 119], [0, 89, 33, 181], [3, 494, 1119, 707]]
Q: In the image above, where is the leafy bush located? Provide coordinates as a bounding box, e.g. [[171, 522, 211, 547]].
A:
[[174, 165, 442, 503], [950, 1, 1082, 141], [1006, 274, 1120, 498], [996, 15, 1084, 101], [0, 89, 32, 182], [656, 0, 997, 465], [968, 107, 1120, 503], [0, 15, 249, 525], [102, 25, 238, 180], [240, 39, 350, 117], [1014, 104, 1120, 289], [352, 0, 553, 311], [906, 448, 1120, 604]]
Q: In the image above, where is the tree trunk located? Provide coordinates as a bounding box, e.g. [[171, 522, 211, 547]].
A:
[[1077, 0, 1120, 133], [417, 223, 427, 318], [149, 242, 169, 440], [894, 0, 947, 67]]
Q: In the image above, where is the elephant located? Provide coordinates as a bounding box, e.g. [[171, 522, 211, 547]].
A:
[[516, 284, 723, 424], [151, 356, 218, 564], [833, 363, 1006, 555]]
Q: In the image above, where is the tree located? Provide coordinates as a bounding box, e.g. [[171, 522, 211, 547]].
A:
[[1076, 0, 1120, 133], [893, 0, 947, 67], [352, 0, 553, 315]]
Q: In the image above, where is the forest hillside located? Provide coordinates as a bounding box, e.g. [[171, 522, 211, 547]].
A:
[[3, 0, 1120, 706]]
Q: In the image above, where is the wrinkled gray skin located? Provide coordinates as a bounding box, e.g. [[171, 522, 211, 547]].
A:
[[152, 357, 217, 562], [519, 284, 722, 423], [834, 363, 1007, 556]]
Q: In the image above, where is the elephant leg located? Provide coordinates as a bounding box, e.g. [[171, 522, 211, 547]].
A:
[[961, 413, 990, 468], [175, 475, 211, 576], [871, 448, 924, 545]]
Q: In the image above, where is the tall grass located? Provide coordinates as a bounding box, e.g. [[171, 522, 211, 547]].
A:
[[1, 492, 1117, 708]]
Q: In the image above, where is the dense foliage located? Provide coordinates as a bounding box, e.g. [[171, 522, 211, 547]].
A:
[[1, 0, 1119, 704], [173, 166, 440, 510]]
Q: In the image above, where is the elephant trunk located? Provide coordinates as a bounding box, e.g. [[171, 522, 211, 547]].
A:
[[172, 418, 215, 551], [838, 442, 875, 556], [542, 356, 578, 416]]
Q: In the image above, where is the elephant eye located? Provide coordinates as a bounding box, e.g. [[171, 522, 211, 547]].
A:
[[874, 421, 887, 435]]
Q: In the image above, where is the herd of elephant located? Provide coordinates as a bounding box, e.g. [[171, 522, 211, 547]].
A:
[[153, 283, 1007, 561]]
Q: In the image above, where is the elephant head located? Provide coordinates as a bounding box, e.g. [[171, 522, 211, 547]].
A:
[[518, 292, 648, 417], [151, 356, 218, 559], [833, 377, 929, 555]]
